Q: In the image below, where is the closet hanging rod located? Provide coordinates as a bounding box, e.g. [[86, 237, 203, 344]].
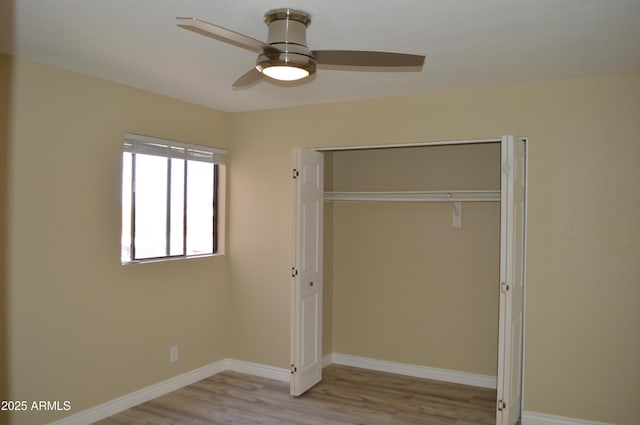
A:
[[324, 190, 500, 203]]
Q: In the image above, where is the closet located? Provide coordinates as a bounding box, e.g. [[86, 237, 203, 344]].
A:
[[290, 136, 526, 425]]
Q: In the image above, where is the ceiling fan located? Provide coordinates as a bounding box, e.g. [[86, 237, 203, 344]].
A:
[[176, 8, 425, 87]]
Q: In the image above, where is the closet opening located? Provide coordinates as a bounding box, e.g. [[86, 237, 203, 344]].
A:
[[291, 136, 527, 425]]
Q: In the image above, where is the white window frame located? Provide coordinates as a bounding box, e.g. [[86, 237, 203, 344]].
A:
[[121, 133, 226, 264]]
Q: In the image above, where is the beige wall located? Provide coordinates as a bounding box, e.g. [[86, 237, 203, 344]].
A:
[[3, 52, 639, 425], [0, 53, 11, 425], [328, 144, 501, 376], [328, 143, 501, 192], [229, 74, 640, 424], [5, 56, 231, 425]]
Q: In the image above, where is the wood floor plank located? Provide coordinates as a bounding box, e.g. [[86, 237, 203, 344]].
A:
[[96, 365, 498, 425]]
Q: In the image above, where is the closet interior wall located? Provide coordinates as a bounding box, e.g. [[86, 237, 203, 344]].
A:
[[323, 143, 502, 377]]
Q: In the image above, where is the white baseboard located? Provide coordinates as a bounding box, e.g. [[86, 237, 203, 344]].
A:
[[225, 358, 290, 382], [322, 353, 333, 368], [328, 352, 497, 389], [522, 411, 616, 425], [47, 359, 288, 425]]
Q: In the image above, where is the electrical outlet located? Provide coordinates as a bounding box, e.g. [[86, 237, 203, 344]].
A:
[[170, 346, 179, 363]]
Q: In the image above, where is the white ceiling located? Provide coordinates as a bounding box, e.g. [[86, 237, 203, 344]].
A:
[[2, 0, 640, 112]]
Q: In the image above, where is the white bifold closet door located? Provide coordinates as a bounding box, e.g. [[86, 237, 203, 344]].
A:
[[290, 137, 527, 425], [290, 148, 324, 396], [496, 135, 526, 425]]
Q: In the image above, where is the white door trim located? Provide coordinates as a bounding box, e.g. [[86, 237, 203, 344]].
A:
[[312, 137, 501, 152]]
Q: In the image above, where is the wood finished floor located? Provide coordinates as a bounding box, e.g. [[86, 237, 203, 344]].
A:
[[96, 365, 497, 425]]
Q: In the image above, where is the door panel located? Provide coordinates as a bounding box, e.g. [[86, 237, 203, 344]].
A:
[[291, 148, 324, 396], [301, 291, 320, 368], [497, 135, 526, 425]]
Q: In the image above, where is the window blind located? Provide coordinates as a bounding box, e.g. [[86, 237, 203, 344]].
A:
[[124, 133, 226, 164]]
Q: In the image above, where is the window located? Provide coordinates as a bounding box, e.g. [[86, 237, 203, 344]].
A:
[[121, 133, 225, 264]]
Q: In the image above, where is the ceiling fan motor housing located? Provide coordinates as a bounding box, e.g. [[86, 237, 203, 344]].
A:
[[256, 9, 317, 77]]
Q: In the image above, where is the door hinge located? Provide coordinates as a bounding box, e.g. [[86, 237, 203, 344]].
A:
[[500, 281, 510, 293], [503, 160, 511, 175], [290, 364, 297, 374], [497, 399, 506, 411], [291, 267, 298, 277], [293, 168, 299, 179]]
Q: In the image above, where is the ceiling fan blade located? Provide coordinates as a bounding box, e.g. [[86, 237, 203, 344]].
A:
[[313, 50, 425, 67], [176, 17, 269, 53], [232, 68, 264, 88]]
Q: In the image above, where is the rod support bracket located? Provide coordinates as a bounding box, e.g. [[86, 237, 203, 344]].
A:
[[448, 194, 462, 229]]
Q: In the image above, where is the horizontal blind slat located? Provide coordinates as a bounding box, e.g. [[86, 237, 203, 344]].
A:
[[124, 133, 225, 164]]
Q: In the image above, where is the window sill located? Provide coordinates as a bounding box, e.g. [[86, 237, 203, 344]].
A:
[[121, 252, 224, 266]]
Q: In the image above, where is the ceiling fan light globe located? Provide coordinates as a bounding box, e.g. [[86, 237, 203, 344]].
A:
[[261, 65, 309, 81]]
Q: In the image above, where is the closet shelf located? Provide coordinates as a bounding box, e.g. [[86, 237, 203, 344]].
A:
[[324, 190, 500, 202]]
